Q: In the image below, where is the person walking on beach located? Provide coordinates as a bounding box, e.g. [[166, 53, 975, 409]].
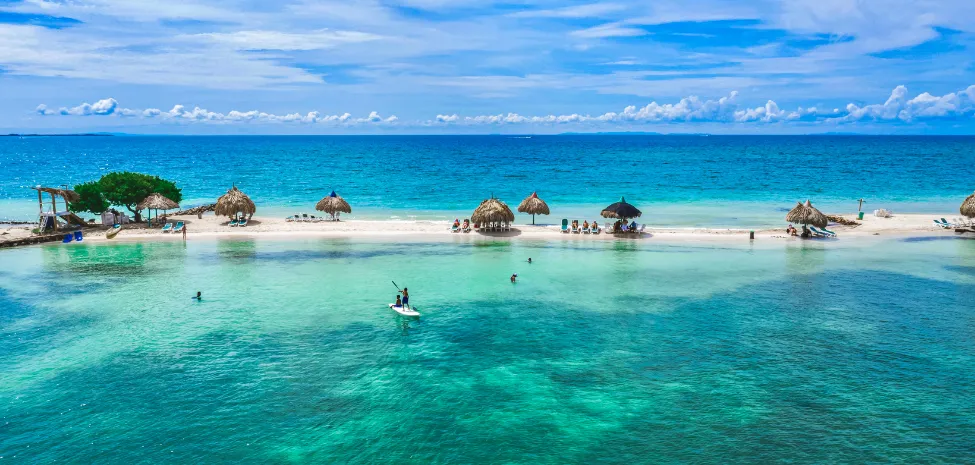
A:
[[182, 225, 187, 241]]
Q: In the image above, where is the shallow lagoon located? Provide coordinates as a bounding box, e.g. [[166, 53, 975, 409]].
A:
[[1, 236, 974, 462]]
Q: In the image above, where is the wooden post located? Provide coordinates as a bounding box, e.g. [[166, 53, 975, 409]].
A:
[[50, 193, 57, 230], [749, 230, 755, 240], [36, 189, 43, 229], [858, 198, 864, 212]]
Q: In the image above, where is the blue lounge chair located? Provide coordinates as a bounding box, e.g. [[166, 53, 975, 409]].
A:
[[463, 220, 471, 233], [591, 224, 601, 234], [571, 221, 581, 233], [161, 222, 173, 233], [451, 223, 459, 233], [941, 218, 957, 227], [74, 231, 83, 242], [822, 227, 837, 236], [809, 226, 833, 237], [62, 233, 73, 243], [561, 219, 569, 233], [230, 218, 239, 227], [933, 219, 949, 228], [238, 217, 248, 227], [173, 221, 185, 233]]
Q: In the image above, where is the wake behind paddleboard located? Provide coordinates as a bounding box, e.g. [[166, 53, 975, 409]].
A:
[[388, 304, 420, 317]]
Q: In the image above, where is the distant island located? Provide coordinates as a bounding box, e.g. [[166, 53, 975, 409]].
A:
[[3, 133, 114, 137]]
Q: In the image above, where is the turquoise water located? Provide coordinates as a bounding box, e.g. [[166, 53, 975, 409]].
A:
[[2, 136, 975, 226], [2, 236, 974, 462]]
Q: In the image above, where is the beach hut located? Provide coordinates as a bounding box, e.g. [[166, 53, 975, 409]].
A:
[[315, 190, 352, 221], [785, 200, 828, 233], [961, 191, 975, 220], [30, 185, 85, 231], [215, 186, 256, 220], [517, 192, 550, 225], [472, 197, 515, 231], [138, 193, 179, 227]]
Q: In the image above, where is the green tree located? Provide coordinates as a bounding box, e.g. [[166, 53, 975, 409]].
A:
[[69, 172, 182, 222], [69, 181, 110, 215]]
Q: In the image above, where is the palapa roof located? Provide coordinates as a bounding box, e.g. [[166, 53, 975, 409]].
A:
[[214, 186, 256, 217], [601, 196, 642, 219], [138, 192, 179, 211], [785, 200, 828, 228], [316, 190, 352, 215], [472, 197, 515, 224], [31, 185, 80, 203], [517, 192, 550, 215], [961, 191, 975, 218]]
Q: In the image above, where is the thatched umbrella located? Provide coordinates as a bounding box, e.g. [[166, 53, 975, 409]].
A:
[[472, 197, 515, 229], [517, 192, 550, 225], [785, 200, 828, 229], [138, 192, 179, 226], [316, 190, 352, 220], [961, 191, 975, 219], [215, 186, 256, 219], [601, 196, 642, 221]]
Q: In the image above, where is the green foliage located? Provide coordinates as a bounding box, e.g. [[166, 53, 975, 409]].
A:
[[68, 172, 182, 221], [69, 181, 110, 214]]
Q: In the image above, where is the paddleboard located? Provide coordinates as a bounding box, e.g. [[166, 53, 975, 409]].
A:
[[106, 225, 122, 239], [388, 304, 420, 317]]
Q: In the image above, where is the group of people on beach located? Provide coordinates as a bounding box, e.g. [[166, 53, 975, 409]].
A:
[[786, 224, 808, 238]]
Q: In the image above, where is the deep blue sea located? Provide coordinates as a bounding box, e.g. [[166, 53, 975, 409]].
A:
[[2, 135, 974, 225]]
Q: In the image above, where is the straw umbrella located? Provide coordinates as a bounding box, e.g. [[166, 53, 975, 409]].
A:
[[316, 190, 352, 220], [961, 191, 975, 220], [472, 197, 515, 230], [215, 186, 256, 220], [785, 200, 828, 230], [138, 192, 179, 227], [517, 192, 550, 225]]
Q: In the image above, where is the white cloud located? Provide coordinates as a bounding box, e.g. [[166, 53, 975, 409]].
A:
[[55, 98, 119, 116], [429, 85, 975, 126], [510, 3, 628, 19], [571, 22, 648, 39], [37, 98, 396, 125], [192, 29, 383, 51]]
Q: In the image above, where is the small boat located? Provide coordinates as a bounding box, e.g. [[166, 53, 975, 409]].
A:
[[106, 224, 122, 239], [388, 304, 420, 317]]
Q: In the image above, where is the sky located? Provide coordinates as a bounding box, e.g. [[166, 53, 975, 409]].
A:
[[0, 0, 974, 134]]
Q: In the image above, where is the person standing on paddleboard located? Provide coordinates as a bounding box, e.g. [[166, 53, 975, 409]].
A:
[[399, 287, 410, 309]]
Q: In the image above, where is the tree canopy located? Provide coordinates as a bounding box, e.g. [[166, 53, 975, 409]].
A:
[[69, 172, 182, 222]]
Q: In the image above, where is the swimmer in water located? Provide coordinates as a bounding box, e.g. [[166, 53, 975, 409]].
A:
[[527, 258, 532, 264], [510, 274, 517, 283], [193, 291, 202, 300]]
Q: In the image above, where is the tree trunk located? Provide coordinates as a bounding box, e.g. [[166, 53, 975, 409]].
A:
[[127, 205, 142, 222]]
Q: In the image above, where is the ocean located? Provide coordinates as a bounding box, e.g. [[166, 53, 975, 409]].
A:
[[2, 135, 975, 462], [2, 135, 975, 226], [1, 236, 974, 462]]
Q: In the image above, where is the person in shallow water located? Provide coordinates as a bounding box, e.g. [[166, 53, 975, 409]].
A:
[[193, 291, 202, 300], [399, 287, 410, 309], [527, 258, 532, 264], [395, 295, 402, 307], [510, 274, 517, 283]]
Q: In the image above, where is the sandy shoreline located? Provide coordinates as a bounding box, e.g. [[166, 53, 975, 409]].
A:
[[4, 212, 969, 248]]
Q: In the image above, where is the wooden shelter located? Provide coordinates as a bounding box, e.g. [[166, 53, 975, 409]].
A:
[[517, 192, 550, 225], [30, 185, 84, 231], [785, 200, 828, 229], [961, 191, 975, 219], [215, 186, 256, 219], [472, 197, 515, 231], [138, 193, 180, 226], [315, 190, 352, 220]]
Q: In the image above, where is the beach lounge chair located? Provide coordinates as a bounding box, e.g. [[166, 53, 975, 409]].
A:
[[451, 223, 460, 233], [560, 219, 569, 233], [62, 233, 73, 243], [473, 223, 480, 232], [571, 221, 581, 234], [173, 221, 185, 233], [941, 218, 957, 227], [463, 220, 471, 233], [301, 213, 310, 222], [74, 231, 83, 242], [809, 226, 833, 237], [637, 224, 646, 234], [230, 218, 239, 227], [591, 224, 600, 234], [238, 217, 248, 227], [933, 219, 951, 229], [822, 226, 837, 236], [161, 222, 173, 232]]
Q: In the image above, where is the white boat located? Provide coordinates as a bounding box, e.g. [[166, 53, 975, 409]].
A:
[[106, 224, 122, 239], [388, 304, 420, 317]]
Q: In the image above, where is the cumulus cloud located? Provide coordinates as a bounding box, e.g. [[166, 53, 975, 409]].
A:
[[430, 85, 975, 126], [36, 98, 396, 125]]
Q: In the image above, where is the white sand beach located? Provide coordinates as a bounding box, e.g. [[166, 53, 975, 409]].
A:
[[2, 211, 949, 246]]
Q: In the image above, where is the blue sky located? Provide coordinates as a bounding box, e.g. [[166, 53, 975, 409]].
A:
[[1, 0, 974, 134]]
